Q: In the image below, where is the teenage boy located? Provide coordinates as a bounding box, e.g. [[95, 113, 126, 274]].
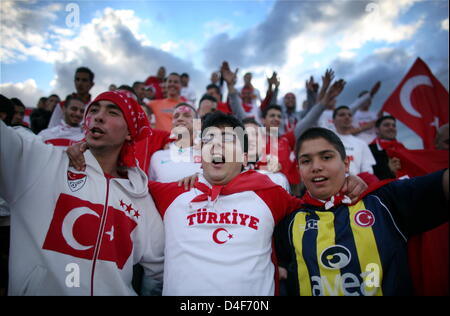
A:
[[275, 127, 448, 296]]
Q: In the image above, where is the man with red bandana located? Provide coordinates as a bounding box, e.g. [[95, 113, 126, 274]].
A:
[[0, 90, 164, 295]]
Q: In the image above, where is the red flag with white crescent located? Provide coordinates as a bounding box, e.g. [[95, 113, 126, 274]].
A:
[[381, 57, 449, 149]]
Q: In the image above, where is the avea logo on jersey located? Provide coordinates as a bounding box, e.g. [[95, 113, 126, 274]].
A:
[[310, 245, 381, 296]]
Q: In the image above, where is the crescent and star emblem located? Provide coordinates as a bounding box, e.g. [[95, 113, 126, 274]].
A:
[[354, 210, 375, 227], [212, 228, 233, 244], [399, 75, 433, 119], [62, 207, 99, 251]]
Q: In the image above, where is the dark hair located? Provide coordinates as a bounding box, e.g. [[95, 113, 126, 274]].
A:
[[262, 104, 282, 118], [168, 72, 180, 78], [295, 127, 346, 161], [48, 94, 60, 100], [332, 105, 350, 119], [65, 95, 85, 107], [199, 94, 217, 105], [201, 111, 248, 153], [75, 67, 95, 82], [375, 115, 396, 128], [174, 102, 198, 118], [180, 73, 189, 78], [206, 84, 221, 96], [242, 117, 261, 127], [0, 94, 15, 125], [10, 98, 25, 109], [117, 85, 137, 97], [132, 81, 144, 88]]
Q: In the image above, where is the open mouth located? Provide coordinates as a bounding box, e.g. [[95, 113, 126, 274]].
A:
[[89, 126, 105, 137], [312, 176, 328, 184], [212, 154, 225, 165]]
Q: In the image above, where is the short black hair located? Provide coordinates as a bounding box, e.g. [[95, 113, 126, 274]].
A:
[[201, 111, 248, 153], [375, 115, 396, 128], [242, 117, 261, 127], [332, 105, 350, 119], [295, 127, 346, 161], [262, 104, 282, 119], [75, 67, 95, 82], [199, 94, 217, 105], [180, 73, 189, 78], [206, 84, 221, 96], [117, 85, 137, 97], [65, 95, 85, 107], [10, 98, 25, 109], [132, 81, 144, 87], [0, 94, 15, 126]]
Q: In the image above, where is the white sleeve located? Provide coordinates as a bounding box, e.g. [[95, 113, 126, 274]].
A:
[[148, 152, 159, 181], [349, 93, 371, 115], [139, 196, 165, 281], [47, 103, 64, 128], [0, 121, 60, 204]]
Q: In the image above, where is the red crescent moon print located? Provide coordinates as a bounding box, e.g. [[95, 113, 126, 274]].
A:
[[212, 228, 229, 244]]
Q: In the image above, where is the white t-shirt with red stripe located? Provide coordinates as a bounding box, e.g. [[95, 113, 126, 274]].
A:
[[38, 120, 85, 147], [149, 170, 302, 296]]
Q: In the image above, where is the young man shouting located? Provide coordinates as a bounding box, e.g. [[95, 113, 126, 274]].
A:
[[0, 90, 164, 295]]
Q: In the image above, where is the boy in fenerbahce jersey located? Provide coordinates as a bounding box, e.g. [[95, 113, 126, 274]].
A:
[[0, 91, 164, 295], [275, 127, 448, 296], [148, 112, 368, 296]]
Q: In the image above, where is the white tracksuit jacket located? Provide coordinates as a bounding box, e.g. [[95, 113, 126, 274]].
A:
[[0, 121, 164, 295]]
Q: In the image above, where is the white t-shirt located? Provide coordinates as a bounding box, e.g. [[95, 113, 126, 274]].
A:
[[353, 110, 377, 144], [317, 110, 336, 132], [180, 86, 197, 106], [336, 133, 376, 176], [148, 170, 302, 296], [149, 142, 202, 182], [38, 120, 84, 147]]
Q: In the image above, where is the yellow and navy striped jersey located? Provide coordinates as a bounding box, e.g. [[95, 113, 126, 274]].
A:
[[275, 170, 448, 296]]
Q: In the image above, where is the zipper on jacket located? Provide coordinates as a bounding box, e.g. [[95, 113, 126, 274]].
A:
[[90, 177, 111, 296]]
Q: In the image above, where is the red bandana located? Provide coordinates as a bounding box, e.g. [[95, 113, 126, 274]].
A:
[[84, 90, 151, 168]]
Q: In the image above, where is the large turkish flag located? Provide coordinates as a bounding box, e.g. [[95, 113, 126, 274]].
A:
[[381, 57, 449, 149]]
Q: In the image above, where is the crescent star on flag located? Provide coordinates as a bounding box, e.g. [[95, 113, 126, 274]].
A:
[[399, 75, 433, 118], [62, 207, 99, 251]]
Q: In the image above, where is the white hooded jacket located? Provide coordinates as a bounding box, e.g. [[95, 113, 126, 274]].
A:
[[0, 121, 164, 295]]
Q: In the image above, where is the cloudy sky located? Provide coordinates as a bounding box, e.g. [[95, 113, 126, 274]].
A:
[[0, 0, 448, 148]]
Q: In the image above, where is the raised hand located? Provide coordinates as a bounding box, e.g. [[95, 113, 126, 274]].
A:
[[267, 71, 279, 88], [370, 81, 381, 97], [317, 68, 335, 103], [221, 61, 238, 86], [319, 78, 346, 109]]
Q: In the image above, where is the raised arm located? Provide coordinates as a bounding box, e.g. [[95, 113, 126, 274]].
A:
[[349, 81, 381, 115], [221, 61, 247, 120], [0, 121, 60, 204], [294, 78, 346, 140]]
